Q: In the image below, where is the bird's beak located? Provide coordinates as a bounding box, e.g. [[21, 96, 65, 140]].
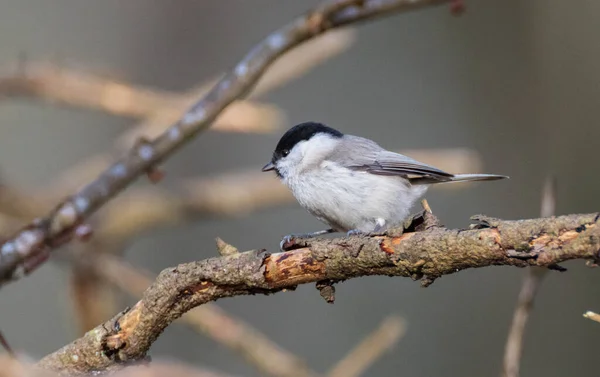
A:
[[261, 162, 275, 172]]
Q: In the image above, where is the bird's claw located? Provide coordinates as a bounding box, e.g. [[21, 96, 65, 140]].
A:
[[279, 235, 295, 251], [346, 229, 367, 237], [279, 229, 334, 251], [279, 234, 313, 251]]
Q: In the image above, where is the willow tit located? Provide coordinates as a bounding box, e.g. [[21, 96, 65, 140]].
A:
[[262, 122, 507, 248]]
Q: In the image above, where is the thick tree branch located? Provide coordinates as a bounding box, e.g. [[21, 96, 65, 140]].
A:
[[0, 0, 454, 287], [88, 252, 318, 377], [37, 213, 600, 375], [67, 250, 404, 377]]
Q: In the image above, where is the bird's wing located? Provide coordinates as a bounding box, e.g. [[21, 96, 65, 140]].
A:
[[332, 136, 453, 181], [367, 150, 453, 180]]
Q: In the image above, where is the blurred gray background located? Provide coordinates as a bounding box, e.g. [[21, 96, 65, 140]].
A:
[[1, 1, 599, 376]]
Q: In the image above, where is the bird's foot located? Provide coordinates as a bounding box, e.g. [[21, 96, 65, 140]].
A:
[[280, 229, 334, 251], [346, 229, 367, 237]]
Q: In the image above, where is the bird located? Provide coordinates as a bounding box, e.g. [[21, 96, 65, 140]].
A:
[[261, 121, 507, 248]]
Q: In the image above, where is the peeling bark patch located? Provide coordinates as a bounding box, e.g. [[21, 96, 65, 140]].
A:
[[380, 240, 395, 255], [103, 335, 126, 359], [263, 250, 326, 286], [102, 302, 143, 359], [275, 253, 292, 262], [413, 259, 426, 268], [391, 232, 416, 245], [188, 280, 213, 294], [478, 228, 501, 246], [559, 230, 579, 242], [528, 224, 597, 250]]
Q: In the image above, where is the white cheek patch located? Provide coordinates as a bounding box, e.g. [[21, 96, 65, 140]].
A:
[[297, 134, 340, 171], [275, 133, 342, 180]]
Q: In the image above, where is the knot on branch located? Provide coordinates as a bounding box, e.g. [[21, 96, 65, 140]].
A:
[[316, 279, 337, 303]]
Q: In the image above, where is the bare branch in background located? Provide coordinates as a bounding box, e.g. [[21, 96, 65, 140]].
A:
[[327, 316, 405, 377], [0, 63, 284, 134], [116, 28, 356, 149], [37, 212, 600, 375], [110, 362, 241, 377], [502, 177, 556, 377], [69, 242, 119, 333], [32, 28, 355, 203], [0, 356, 29, 377], [0, 356, 239, 377], [0, 330, 14, 358], [0, 0, 455, 287], [583, 311, 600, 324]]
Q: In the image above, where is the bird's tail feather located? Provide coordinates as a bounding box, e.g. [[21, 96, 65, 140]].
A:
[[450, 173, 508, 182], [409, 173, 508, 185]]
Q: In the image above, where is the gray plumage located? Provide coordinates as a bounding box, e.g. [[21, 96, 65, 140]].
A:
[[263, 122, 507, 235]]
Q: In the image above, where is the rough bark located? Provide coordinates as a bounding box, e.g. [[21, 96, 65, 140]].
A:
[[37, 212, 600, 375]]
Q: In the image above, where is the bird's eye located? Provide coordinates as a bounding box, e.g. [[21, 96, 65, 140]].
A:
[[282, 149, 289, 157]]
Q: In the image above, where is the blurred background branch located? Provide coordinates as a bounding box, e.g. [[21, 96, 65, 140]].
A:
[[0, 355, 242, 377], [327, 316, 405, 377], [0, 63, 284, 133], [583, 311, 600, 324], [502, 176, 556, 377]]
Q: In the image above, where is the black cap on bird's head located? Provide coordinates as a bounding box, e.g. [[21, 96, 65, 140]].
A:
[[261, 122, 343, 173]]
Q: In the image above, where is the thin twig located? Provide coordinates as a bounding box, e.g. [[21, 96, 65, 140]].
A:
[[69, 243, 119, 334], [0, 330, 14, 358], [37, 212, 600, 375], [0, 0, 454, 287], [327, 316, 405, 377], [112, 362, 241, 377], [501, 177, 556, 377], [583, 311, 600, 324], [0, 356, 240, 377]]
